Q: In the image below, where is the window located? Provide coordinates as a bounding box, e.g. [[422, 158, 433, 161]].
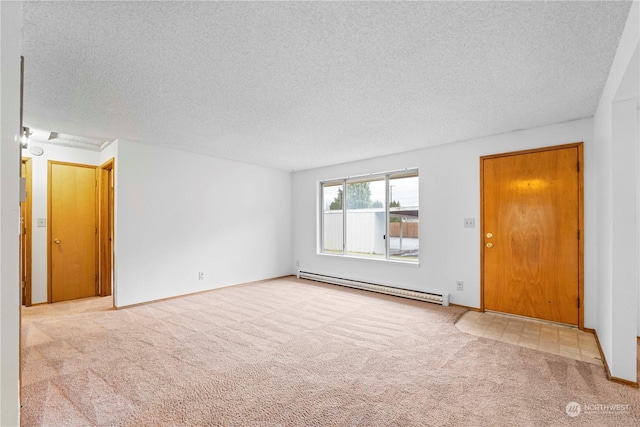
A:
[[320, 169, 419, 262], [322, 182, 343, 254]]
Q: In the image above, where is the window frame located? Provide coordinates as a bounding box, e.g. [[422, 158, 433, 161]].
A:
[[319, 168, 419, 263]]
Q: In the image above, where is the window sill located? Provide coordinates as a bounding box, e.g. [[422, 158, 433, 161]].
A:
[[317, 252, 420, 267]]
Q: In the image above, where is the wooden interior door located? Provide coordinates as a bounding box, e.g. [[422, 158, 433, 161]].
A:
[[99, 159, 114, 297], [21, 158, 32, 306], [49, 161, 98, 302], [481, 144, 583, 325]]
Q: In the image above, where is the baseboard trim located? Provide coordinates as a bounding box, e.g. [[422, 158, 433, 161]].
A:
[[450, 303, 481, 312], [608, 376, 639, 388], [116, 275, 295, 310], [591, 329, 639, 388], [25, 302, 48, 307]]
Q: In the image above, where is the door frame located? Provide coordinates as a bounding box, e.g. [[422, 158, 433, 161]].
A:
[[480, 142, 584, 329], [99, 158, 115, 297], [21, 157, 32, 306], [47, 160, 99, 303]]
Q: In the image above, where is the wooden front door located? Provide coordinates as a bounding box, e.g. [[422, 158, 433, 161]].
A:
[[481, 144, 583, 326], [49, 161, 98, 302]]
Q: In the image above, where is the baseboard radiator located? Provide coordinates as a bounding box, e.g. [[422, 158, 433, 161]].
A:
[[297, 271, 449, 306]]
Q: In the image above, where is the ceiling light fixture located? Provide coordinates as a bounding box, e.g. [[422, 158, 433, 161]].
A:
[[20, 126, 30, 149]]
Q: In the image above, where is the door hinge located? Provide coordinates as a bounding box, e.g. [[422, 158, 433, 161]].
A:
[[95, 227, 98, 234], [577, 297, 580, 309], [577, 230, 580, 240], [577, 162, 580, 173]]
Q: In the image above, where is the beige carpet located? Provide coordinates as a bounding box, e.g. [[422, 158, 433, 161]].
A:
[[21, 277, 639, 426]]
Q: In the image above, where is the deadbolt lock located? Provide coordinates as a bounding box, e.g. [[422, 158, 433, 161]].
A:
[[486, 232, 493, 238], [486, 242, 494, 248]]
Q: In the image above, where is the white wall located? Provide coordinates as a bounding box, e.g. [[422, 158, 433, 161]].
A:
[[0, 2, 22, 425], [20, 134, 293, 309], [100, 140, 117, 164], [21, 144, 101, 304], [593, 0, 639, 383], [114, 139, 293, 307], [293, 119, 594, 317]]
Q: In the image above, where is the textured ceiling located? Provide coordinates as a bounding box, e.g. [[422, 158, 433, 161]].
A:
[[22, 1, 632, 171]]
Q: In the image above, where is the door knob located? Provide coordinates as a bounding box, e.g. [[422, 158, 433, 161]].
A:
[[486, 242, 494, 248], [54, 239, 61, 244]]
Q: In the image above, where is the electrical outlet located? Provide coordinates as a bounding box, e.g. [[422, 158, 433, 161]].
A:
[[198, 272, 204, 280], [456, 281, 464, 291], [463, 218, 475, 228]]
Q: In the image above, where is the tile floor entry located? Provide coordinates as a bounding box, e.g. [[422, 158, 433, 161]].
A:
[[455, 310, 602, 366]]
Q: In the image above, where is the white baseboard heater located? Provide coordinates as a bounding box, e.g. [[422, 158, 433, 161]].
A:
[[297, 271, 449, 306]]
